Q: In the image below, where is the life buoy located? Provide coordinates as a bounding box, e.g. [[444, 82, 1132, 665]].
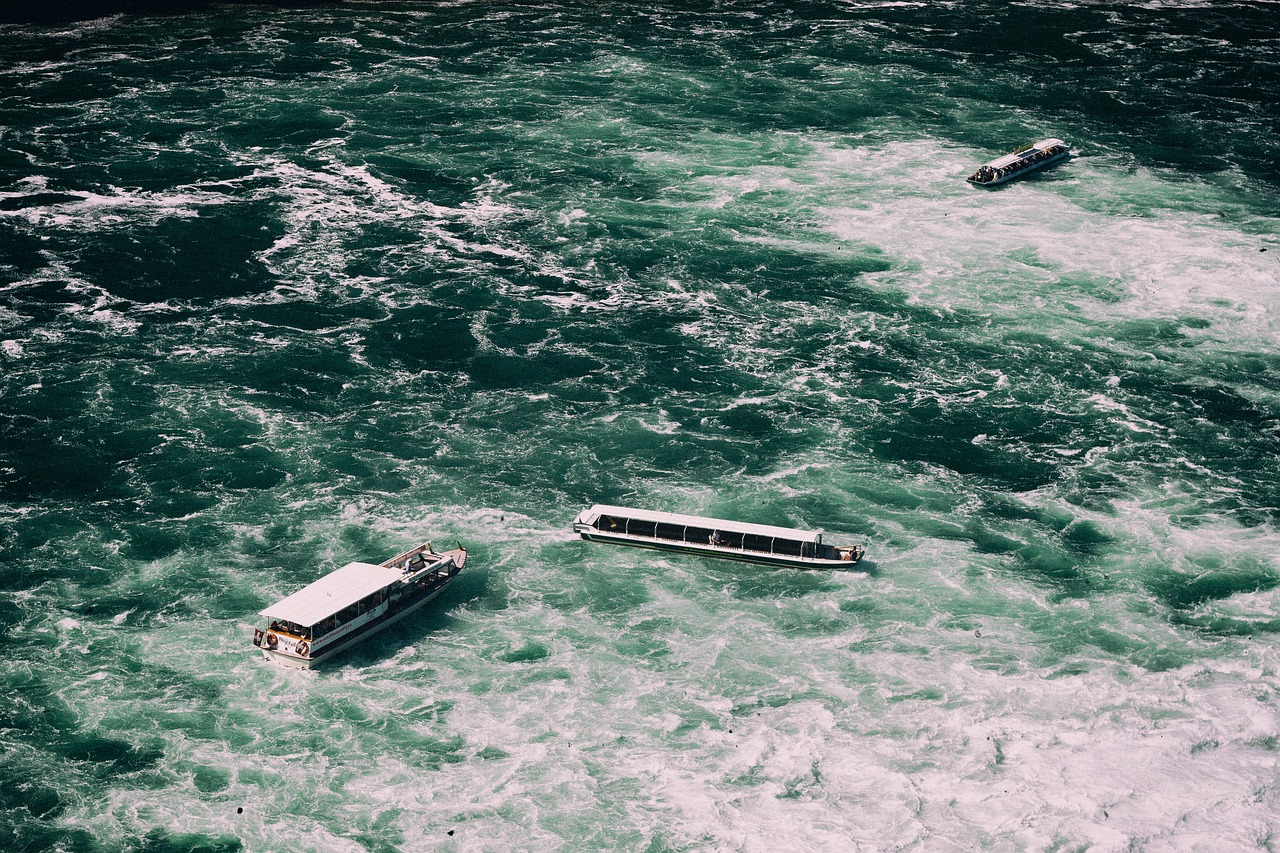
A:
[[265, 632, 278, 649], [296, 641, 310, 657]]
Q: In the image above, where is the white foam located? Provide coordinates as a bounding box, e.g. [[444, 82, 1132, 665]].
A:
[[807, 139, 1280, 348], [7, 23, 1278, 853], [38, 491, 1280, 853], [236, 151, 545, 295], [0, 187, 225, 231]]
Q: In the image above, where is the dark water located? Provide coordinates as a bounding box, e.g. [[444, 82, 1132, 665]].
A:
[[2, 2, 1278, 850]]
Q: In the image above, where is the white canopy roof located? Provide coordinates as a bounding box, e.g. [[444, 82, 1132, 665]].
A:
[[259, 561, 403, 626], [988, 138, 1068, 168], [580, 504, 822, 544]]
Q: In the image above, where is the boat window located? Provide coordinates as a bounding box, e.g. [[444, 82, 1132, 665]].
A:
[[741, 533, 773, 553], [773, 538, 803, 557], [717, 531, 744, 549], [684, 526, 715, 544], [597, 515, 622, 532], [312, 615, 336, 639], [655, 522, 684, 541], [627, 519, 656, 538]]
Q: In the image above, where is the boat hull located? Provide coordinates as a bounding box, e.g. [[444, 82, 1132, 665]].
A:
[[255, 545, 465, 669], [575, 526, 859, 570], [967, 139, 1071, 187], [968, 150, 1070, 186], [260, 579, 455, 669]]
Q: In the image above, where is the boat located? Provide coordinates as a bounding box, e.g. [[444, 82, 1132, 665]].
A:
[[967, 138, 1070, 186], [572, 504, 864, 569], [252, 541, 466, 669]]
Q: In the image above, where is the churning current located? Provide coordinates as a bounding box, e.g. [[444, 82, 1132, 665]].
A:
[[1, 1, 1278, 851]]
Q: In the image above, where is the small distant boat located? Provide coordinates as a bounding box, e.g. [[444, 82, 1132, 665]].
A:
[[967, 138, 1070, 186], [572, 504, 864, 569], [253, 542, 466, 669]]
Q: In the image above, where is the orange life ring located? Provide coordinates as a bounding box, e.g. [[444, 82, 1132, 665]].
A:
[[296, 641, 310, 657], [265, 632, 278, 649]]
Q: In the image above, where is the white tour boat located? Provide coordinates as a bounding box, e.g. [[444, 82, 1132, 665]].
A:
[[967, 138, 1070, 186], [572, 504, 864, 569], [253, 542, 466, 669]]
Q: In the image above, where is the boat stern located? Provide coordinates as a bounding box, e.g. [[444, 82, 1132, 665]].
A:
[[572, 507, 600, 536], [446, 545, 467, 572], [253, 627, 315, 668]]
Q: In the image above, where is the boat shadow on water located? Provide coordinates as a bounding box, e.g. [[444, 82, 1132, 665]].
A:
[[330, 610, 465, 670], [326, 568, 493, 670], [708, 557, 879, 599]]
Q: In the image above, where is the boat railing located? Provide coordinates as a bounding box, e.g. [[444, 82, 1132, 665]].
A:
[[265, 622, 310, 642], [383, 542, 436, 569]]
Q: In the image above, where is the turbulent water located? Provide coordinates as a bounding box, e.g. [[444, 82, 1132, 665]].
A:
[[1, 1, 1279, 850]]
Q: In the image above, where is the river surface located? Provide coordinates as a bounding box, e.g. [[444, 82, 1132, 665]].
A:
[[2, 2, 1279, 850]]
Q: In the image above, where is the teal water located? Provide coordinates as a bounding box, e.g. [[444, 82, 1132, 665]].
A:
[[1, 2, 1278, 850]]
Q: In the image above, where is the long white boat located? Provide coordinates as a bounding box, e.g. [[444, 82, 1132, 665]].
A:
[[967, 138, 1070, 186], [252, 542, 465, 669], [572, 504, 864, 569]]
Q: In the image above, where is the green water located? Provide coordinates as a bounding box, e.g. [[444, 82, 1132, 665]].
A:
[[1, 2, 1278, 850]]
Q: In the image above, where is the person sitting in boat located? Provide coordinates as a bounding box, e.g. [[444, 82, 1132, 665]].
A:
[[710, 531, 725, 546], [406, 552, 427, 571]]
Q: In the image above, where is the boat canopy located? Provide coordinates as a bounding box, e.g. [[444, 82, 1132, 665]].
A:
[[581, 504, 822, 544], [986, 138, 1067, 169], [259, 561, 403, 627]]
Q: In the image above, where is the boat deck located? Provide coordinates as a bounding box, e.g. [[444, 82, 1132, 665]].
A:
[[968, 138, 1070, 186], [574, 504, 863, 569]]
